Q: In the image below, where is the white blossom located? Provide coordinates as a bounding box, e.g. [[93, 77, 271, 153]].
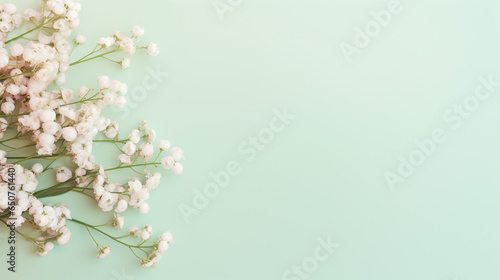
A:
[[98, 246, 111, 258], [128, 129, 140, 143], [120, 57, 130, 69], [146, 42, 159, 56], [157, 140, 170, 150], [74, 33, 86, 44], [172, 163, 183, 175], [56, 166, 72, 182], [112, 213, 124, 229], [131, 25, 144, 38]]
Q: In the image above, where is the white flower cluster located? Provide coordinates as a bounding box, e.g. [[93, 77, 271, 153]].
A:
[[127, 225, 173, 267], [0, 0, 181, 268], [31, 203, 72, 255], [94, 25, 159, 70], [0, 164, 71, 256], [97, 245, 111, 259], [92, 121, 184, 214], [15, 75, 128, 159], [0, 165, 39, 227], [0, 4, 22, 42]]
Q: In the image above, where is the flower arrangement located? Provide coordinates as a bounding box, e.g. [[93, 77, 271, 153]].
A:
[[0, 0, 183, 268]]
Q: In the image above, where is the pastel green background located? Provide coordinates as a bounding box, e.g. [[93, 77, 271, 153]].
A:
[[2, 0, 500, 279]]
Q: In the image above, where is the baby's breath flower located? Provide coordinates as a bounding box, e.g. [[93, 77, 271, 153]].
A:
[[97, 246, 111, 259], [120, 57, 130, 69], [146, 41, 159, 56], [0, 0, 182, 268], [74, 33, 86, 44]]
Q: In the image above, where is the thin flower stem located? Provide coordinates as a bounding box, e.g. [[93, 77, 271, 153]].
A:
[[0, 133, 24, 144], [41, 140, 66, 173], [131, 155, 139, 165], [152, 151, 163, 163], [42, 157, 58, 173], [128, 247, 144, 260], [71, 45, 101, 64], [69, 45, 78, 56], [115, 234, 133, 239], [0, 219, 36, 242], [0, 71, 34, 81], [129, 167, 145, 176], [0, 112, 30, 117], [0, 142, 15, 149], [72, 181, 93, 194], [70, 49, 120, 66], [105, 162, 161, 172], [12, 152, 38, 164], [93, 223, 110, 228], [69, 218, 155, 249], [85, 225, 101, 249], [62, 97, 103, 106], [7, 154, 64, 160], [81, 90, 102, 100], [62, 90, 103, 106], [101, 56, 120, 64], [6, 143, 35, 153], [112, 141, 124, 153], [80, 181, 93, 192], [70, 189, 94, 199], [137, 248, 148, 254], [6, 16, 58, 44], [33, 185, 79, 198], [93, 139, 128, 143], [41, 26, 57, 31], [69, 87, 102, 103], [33, 180, 72, 197]]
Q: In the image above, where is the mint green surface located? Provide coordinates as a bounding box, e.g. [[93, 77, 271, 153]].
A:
[[2, 0, 500, 279]]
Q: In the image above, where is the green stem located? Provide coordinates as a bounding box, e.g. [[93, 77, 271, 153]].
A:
[[0, 112, 30, 118], [152, 151, 163, 163], [70, 49, 119, 66], [101, 56, 120, 64], [12, 152, 38, 164], [0, 219, 36, 242], [6, 17, 58, 44], [62, 97, 103, 106], [41, 140, 67, 173], [0, 71, 34, 81], [93, 139, 128, 143], [0, 133, 25, 144], [85, 225, 102, 249], [6, 143, 35, 153], [42, 157, 58, 173], [128, 247, 144, 259], [7, 154, 64, 160], [33, 181, 73, 197], [71, 45, 101, 64], [70, 188, 94, 199], [69, 218, 155, 249], [105, 162, 161, 172], [112, 142, 125, 153], [61, 90, 104, 107], [0, 211, 10, 219], [0, 142, 14, 149]]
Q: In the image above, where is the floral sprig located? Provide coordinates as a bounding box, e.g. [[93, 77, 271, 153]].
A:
[[0, 0, 182, 267]]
